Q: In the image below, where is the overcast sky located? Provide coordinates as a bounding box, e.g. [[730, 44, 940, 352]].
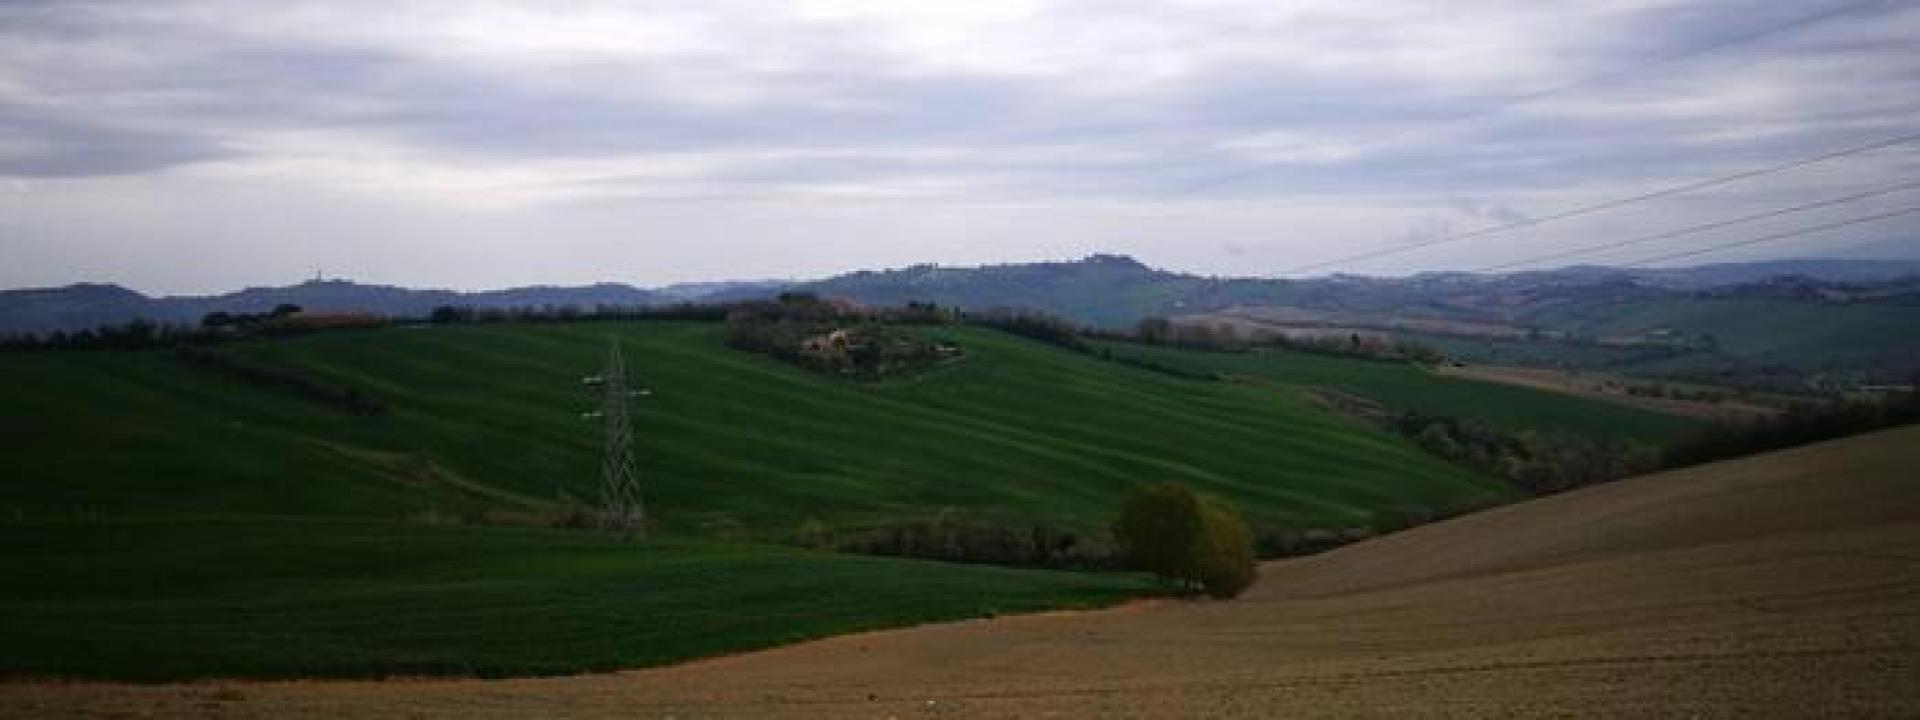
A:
[[2, 0, 1917, 294]]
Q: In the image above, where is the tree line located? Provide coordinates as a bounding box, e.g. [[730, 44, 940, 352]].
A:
[[1662, 389, 1920, 468]]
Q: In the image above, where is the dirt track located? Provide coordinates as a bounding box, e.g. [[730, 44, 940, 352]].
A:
[[9, 426, 1919, 718]]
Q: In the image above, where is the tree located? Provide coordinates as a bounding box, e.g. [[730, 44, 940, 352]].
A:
[[1192, 500, 1256, 598], [1111, 482, 1257, 598], [1136, 316, 1172, 345], [428, 305, 467, 324]]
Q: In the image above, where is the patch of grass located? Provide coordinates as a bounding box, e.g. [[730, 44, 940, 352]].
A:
[[0, 323, 1515, 532], [0, 321, 1522, 680], [1527, 298, 1920, 369], [0, 519, 1143, 680], [1087, 340, 1700, 444]]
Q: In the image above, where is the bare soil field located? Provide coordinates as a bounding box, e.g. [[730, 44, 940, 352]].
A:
[[8, 426, 1919, 718], [1434, 363, 1779, 422]]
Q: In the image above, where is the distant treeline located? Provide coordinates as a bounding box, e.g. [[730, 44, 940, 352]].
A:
[[1127, 316, 1448, 364], [1, 303, 361, 351], [1662, 390, 1920, 469], [1393, 412, 1660, 496], [0, 301, 732, 352], [795, 513, 1113, 570]]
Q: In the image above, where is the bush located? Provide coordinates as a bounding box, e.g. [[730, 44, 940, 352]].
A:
[[1192, 500, 1256, 598], [1111, 482, 1257, 598], [825, 514, 1106, 569], [1662, 392, 1920, 469]]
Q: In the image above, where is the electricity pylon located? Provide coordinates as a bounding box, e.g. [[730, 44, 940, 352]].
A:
[[583, 338, 648, 539]]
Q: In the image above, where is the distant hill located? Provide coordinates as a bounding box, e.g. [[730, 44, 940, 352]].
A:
[[655, 279, 793, 302], [9, 255, 1920, 338], [797, 255, 1920, 328], [0, 280, 669, 335]]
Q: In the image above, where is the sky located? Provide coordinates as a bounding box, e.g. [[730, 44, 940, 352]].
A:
[[2, 0, 1918, 294]]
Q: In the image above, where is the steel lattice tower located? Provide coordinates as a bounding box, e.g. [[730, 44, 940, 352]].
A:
[[588, 339, 645, 539]]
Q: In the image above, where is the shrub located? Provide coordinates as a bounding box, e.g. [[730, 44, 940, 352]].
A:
[[1192, 500, 1256, 598], [1112, 482, 1257, 598]]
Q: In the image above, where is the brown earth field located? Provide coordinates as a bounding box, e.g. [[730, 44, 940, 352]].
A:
[[8, 426, 1920, 718]]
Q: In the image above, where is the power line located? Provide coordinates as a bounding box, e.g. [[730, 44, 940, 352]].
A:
[[1275, 130, 1920, 276], [1182, 0, 1892, 194], [1618, 204, 1920, 268], [1477, 179, 1920, 272]]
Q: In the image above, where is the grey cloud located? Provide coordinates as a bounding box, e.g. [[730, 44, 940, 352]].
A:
[[0, 103, 231, 177], [3, 0, 1919, 291]]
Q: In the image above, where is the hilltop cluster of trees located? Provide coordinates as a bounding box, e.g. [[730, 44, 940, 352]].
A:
[[722, 293, 961, 378]]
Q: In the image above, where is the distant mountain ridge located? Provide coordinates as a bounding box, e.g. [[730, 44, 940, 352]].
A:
[[0, 279, 669, 335], [796, 255, 1920, 328], [7, 256, 1920, 335]]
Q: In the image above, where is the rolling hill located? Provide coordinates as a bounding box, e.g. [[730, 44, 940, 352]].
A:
[[14, 421, 1915, 716], [2, 321, 1516, 532], [0, 319, 1532, 679], [1089, 340, 1700, 443]]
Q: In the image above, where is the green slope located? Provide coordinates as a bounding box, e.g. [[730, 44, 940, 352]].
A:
[[0, 519, 1139, 681], [1527, 298, 1920, 369], [0, 321, 1519, 679], [2, 322, 1514, 532], [1089, 340, 1700, 444]]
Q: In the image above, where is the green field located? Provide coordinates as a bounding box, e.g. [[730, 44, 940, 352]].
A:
[[0, 519, 1140, 681], [1089, 340, 1701, 444], [2, 322, 1513, 532], [1526, 298, 1920, 370], [0, 321, 1522, 679]]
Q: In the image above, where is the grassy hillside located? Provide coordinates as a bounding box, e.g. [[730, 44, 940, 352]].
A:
[[1526, 298, 1920, 370], [0, 519, 1139, 681], [2, 322, 1512, 532], [0, 320, 1521, 679], [1089, 340, 1700, 444]]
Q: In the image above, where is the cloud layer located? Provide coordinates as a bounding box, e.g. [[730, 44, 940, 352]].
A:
[[3, 0, 1917, 292]]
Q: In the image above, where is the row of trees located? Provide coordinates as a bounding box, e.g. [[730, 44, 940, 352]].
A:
[[960, 307, 1087, 349], [1393, 413, 1661, 496], [0, 304, 337, 352], [1129, 316, 1445, 364], [1662, 391, 1920, 468], [798, 514, 1109, 570], [0, 301, 744, 353]]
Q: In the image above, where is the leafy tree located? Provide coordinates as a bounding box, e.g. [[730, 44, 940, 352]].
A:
[[1135, 316, 1172, 344], [1192, 500, 1256, 598], [1112, 482, 1257, 598], [428, 305, 468, 324]]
